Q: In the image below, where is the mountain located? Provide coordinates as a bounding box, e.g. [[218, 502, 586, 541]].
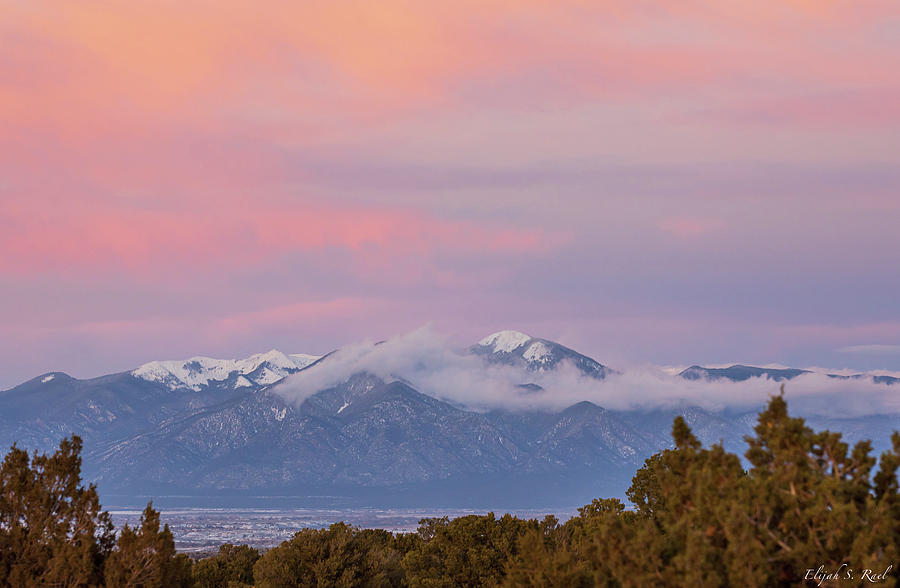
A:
[[82, 369, 653, 504], [470, 330, 611, 379], [1, 335, 898, 508], [0, 350, 320, 458], [679, 364, 810, 382], [826, 373, 900, 385], [132, 350, 320, 391], [679, 364, 899, 385]]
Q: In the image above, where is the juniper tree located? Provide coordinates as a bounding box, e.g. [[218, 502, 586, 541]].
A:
[[103, 502, 192, 588], [253, 522, 405, 587], [192, 543, 260, 588], [0, 436, 114, 587], [505, 391, 900, 587]]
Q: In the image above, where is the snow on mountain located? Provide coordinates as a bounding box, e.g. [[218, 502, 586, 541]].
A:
[[289, 353, 320, 366], [132, 350, 320, 391], [473, 330, 611, 379], [522, 341, 553, 364], [477, 330, 534, 353]]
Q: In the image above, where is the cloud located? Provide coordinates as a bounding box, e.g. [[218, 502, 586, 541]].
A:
[[0, 203, 552, 279], [275, 326, 524, 407], [657, 216, 726, 238], [838, 344, 900, 356], [275, 327, 900, 417], [2, 0, 899, 390]]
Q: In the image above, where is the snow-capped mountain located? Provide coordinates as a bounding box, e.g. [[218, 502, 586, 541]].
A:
[[133, 350, 320, 391], [477, 330, 535, 354], [471, 330, 611, 379], [1, 331, 898, 508]]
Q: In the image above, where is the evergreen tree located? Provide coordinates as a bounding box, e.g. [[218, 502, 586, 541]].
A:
[[104, 502, 192, 588], [192, 543, 260, 588], [402, 512, 538, 587], [505, 391, 900, 587], [0, 436, 114, 587], [253, 522, 404, 587]]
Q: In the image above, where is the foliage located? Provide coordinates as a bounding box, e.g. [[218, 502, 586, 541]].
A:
[[0, 437, 190, 587], [0, 436, 114, 587], [192, 543, 260, 588], [4, 392, 900, 587], [253, 522, 405, 587], [104, 502, 192, 587], [401, 512, 541, 587], [505, 391, 900, 587]]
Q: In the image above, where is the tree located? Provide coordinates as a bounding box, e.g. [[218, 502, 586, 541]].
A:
[[104, 502, 192, 588], [505, 391, 900, 587], [402, 512, 539, 587], [253, 522, 405, 587], [627, 452, 665, 519], [736, 393, 896, 584], [193, 543, 260, 588], [0, 436, 114, 587]]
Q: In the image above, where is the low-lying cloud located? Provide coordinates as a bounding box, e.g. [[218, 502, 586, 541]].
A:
[[275, 327, 900, 417]]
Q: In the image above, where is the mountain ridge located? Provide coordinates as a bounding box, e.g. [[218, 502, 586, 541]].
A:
[[2, 330, 898, 507]]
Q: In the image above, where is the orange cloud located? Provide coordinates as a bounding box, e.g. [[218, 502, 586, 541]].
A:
[[5, 0, 896, 136]]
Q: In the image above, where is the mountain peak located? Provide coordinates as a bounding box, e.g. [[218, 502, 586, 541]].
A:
[[477, 330, 533, 353], [132, 350, 321, 391], [472, 331, 611, 380]]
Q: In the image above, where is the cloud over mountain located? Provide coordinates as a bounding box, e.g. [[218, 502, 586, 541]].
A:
[[275, 327, 900, 417]]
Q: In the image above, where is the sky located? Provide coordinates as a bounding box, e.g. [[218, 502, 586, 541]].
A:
[[1, 1, 899, 388]]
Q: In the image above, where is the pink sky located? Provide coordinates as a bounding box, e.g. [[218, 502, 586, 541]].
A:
[[2, 1, 899, 386]]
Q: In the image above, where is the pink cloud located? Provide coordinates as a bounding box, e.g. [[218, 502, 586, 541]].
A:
[[0, 1, 898, 387], [717, 88, 900, 128], [0, 200, 557, 280], [3, 1, 896, 141], [211, 298, 376, 338], [657, 216, 727, 238]]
